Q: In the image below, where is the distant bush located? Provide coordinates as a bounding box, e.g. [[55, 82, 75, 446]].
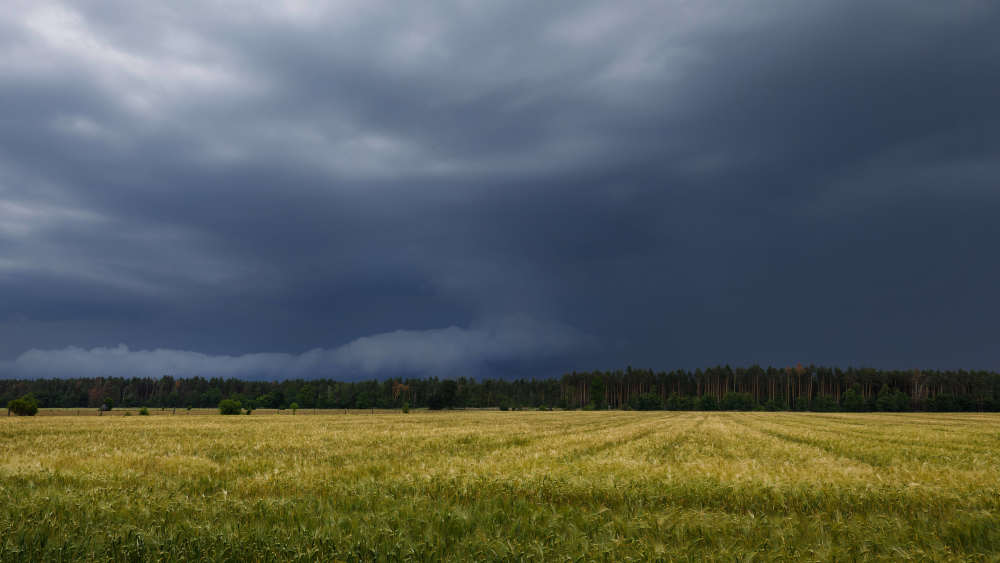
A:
[[791, 396, 810, 411], [289, 402, 299, 414], [875, 384, 910, 412], [630, 393, 663, 411], [354, 393, 373, 410], [402, 402, 409, 413], [809, 395, 837, 412], [427, 380, 458, 410], [926, 393, 972, 412], [762, 398, 784, 411], [695, 395, 718, 411], [7, 394, 39, 416], [665, 393, 692, 410], [218, 399, 242, 415], [138, 407, 150, 416], [426, 394, 445, 410], [841, 385, 866, 412], [721, 392, 756, 411]]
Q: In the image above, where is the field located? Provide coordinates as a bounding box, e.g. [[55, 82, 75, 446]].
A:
[[2, 412, 999, 561], [31, 407, 405, 417]]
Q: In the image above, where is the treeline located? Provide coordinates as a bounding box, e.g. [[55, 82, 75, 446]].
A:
[[2, 365, 999, 412], [562, 365, 1000, 412], [0, 376, 560, 411]]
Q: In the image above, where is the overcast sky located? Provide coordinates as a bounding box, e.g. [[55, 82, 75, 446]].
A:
[[1, 1, 998, 380]]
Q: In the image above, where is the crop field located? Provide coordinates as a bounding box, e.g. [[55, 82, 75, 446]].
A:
[[31, 407, 404, 417], [2, 412, 999, 561]]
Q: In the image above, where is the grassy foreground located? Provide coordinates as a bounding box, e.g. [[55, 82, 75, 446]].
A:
[[1, 412, 999, 561]]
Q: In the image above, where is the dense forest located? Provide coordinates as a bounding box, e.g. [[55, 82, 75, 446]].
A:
[[3, 365, 1000, 412]]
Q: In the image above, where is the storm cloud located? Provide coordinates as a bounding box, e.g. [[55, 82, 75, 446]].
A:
[[4, 316, 583, 379], [1, 1, 998, 378]]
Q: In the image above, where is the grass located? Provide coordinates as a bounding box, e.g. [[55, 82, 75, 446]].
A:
[[1, 411, 999, 561], [32, 407, 399, 416]]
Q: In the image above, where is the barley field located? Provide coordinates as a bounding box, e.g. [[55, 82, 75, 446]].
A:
[[1, 411, 999, 561]]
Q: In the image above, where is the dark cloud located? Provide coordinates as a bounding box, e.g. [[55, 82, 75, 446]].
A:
[[2, 316, 584, 379], [1, 1, 999, 378]]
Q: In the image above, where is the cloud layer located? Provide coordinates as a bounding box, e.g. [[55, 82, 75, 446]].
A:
[[1, 1, 999, 376], [4, 317, 584, 379]]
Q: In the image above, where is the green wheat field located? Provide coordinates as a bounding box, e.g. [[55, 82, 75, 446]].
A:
[[2, 411, 999, 561]]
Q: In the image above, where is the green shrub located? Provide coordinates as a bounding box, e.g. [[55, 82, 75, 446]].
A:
[[138, 407, 150, 416], [665, 393, 692, 410], [841, 385, 866, 411], [928, 393, 959, 412], [630, 392, 663, 411], [720, 392, 756, 411], [892, 390, 911, 412], [402, 402, 409, 414], [695, 395, 718, 411], [289, 402, 299, 415], [875, 384, 910, 412], [218, 399, 242, 415], [762, 398, 784, 411], [7, 394, 39, 416], [810, 395, 838, 412], [426, 394, 445, 410]]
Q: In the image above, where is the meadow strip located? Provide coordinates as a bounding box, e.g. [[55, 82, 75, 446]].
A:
[[2, 411, 999, 561]]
